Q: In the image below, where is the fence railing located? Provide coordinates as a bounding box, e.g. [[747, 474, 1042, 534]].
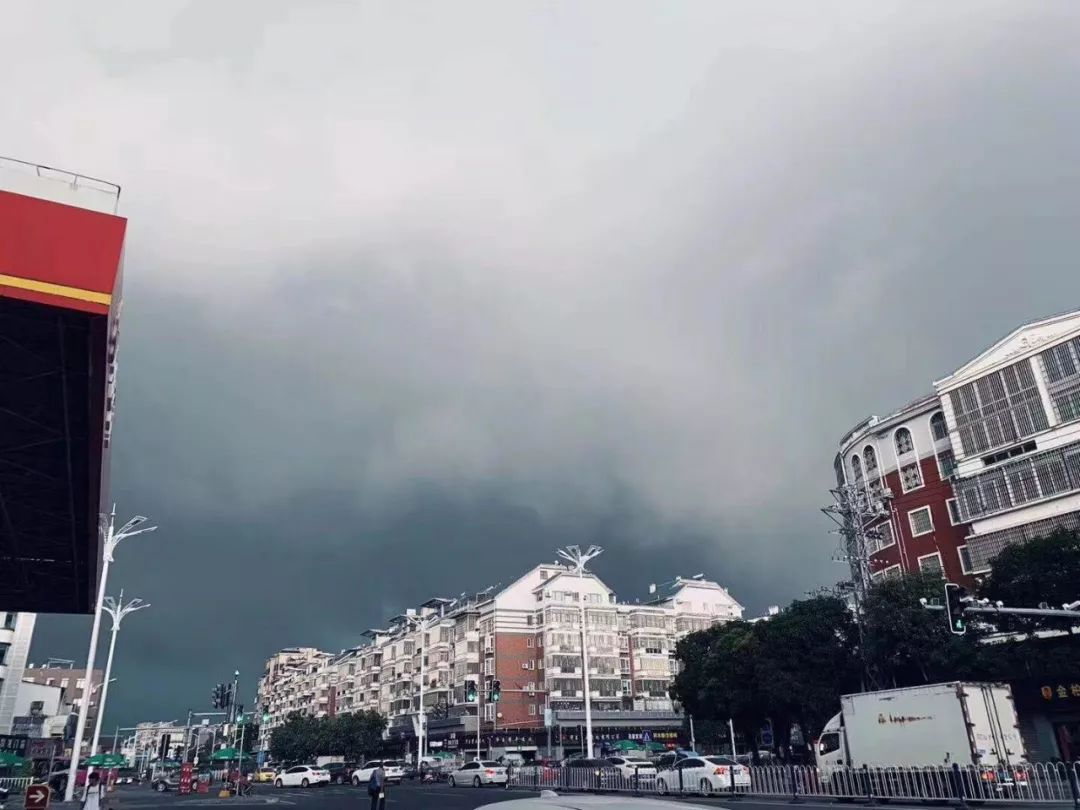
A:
[[508, 762, 1080, 805], [0, 777, 33, 793]]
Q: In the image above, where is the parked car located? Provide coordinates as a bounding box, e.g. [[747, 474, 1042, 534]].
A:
[[448, 760, 508, 788], [605, 757, 658, 782], [656, 755, 750, 795], [322, 763, 356, 785], [255, 768, 277, 783], [351, 760, 405, 785], [274, 765, 330, 788]]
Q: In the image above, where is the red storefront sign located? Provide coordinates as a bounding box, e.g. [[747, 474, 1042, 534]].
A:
[[179, 763, 193, 795]]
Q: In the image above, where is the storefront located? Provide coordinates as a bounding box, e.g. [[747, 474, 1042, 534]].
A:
[[1013, 678, 1080, 762]]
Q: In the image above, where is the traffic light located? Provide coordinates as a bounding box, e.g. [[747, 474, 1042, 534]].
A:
[[158, 733, 171, 760], [465, 680, 477, 702], [491, 680, 501, 703], [945, 582, 967, 635]]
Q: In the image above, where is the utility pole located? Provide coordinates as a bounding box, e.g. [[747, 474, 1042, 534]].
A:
[[230, 670, 240, 725], [823, 482, 888, 689], [92, 591, 149, 757], [556, 544, 603, 759], [65, 509, 156, 803]]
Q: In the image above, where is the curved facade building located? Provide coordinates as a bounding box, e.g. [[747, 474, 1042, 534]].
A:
[[836, 395, 974, 587], [835, 309, 1080, 587]]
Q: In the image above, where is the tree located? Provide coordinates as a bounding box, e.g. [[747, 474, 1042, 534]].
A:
[[671, 596, 859, 758], [336, 711, 387, 761], [979, 528, 1080, 631], [861, 572, 988, 688], [269, 712, 321, 763]]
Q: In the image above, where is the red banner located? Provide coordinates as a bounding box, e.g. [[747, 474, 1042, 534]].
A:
[[179, 763, 193, 795]]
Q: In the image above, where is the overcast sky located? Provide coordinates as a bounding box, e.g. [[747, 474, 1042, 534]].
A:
[[4, 1, 1079, 728]]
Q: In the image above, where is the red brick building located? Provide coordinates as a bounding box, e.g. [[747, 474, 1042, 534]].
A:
[[836, 394, 975, 587]]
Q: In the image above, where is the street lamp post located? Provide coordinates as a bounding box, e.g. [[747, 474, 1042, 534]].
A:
[[403, 614, 429, 761], [65, 508, 156, 802], [91, 592, 149, 757], [556, 544, 603, 759]]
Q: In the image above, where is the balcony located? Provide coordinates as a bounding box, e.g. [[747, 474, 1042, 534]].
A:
[[955, 439, 1080, 522]]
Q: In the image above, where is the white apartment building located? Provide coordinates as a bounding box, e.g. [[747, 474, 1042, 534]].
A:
[[0, 611, 36, 734], [935, 311, 1080, 572], [257, 562, 743, 757]]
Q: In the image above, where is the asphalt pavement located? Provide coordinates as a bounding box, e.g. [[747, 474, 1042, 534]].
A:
[[90, 782, 1074, 810]]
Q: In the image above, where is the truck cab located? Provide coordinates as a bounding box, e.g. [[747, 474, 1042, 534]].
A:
[[815, 712, 848, 783]]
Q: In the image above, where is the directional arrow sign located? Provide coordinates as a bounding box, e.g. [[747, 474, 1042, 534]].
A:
[[24, 783, 50, 810]]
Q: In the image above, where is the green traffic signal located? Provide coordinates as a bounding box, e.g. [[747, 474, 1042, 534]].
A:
[[944, 582, 967, 635]]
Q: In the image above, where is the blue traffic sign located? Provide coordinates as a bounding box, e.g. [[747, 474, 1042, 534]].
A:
[[641, 731, 652, 743]]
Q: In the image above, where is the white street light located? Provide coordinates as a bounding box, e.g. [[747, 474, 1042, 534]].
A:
[[65, 507, 156, 802], [401, 613, 430, 760], [91, 591, 150, 758], [556, 544, 603, 759]]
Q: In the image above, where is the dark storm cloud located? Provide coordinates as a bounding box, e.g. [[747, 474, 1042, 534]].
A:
[[6, 0, 1080, 726]]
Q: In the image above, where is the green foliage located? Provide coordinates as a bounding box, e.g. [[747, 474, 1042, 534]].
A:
[[671, 595, 859, 755], [269, 711, 387, 764], [979, 529, 1080, 631], [861, 572, 989, 688]]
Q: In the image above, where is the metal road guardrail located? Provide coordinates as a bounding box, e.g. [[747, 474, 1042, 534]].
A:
[[0, 777, 33, 793], [508, 762, 1080, 805]]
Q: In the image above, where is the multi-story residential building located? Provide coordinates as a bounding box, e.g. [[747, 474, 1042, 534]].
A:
[[835, 309, 1080, 586], [938, 311, 1080, 573], [835, 394, 974, 586], [256, 562, 743, 759], [21, 663, 104, 741], [0, 612, 36, 734], [256, 648, 332, 751]]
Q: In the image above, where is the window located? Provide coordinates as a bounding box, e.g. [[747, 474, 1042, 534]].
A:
[[918, 552, 944, 577], [60, 678, 69, 689], [958, 546, 974, 575], [528, 704, 537, 716], [0, 643, 8, 666], [946, 498, 962, 525], [937, 449, 956, 479], [863, 446, 878, 473], [1039, 338, 1080, 424], [2, 613, 14, 630], [874, 521, 895, 551], [949, 360, 1049, 456], [895, 428, 914, 455], [76, 678, 86, 689], [834, 454, 845, 486], [850, 455, 863, 482], [818, 733, 841, 756], [908, 506, 934, 537], [930, 412, 948, 442], [901, 462, 923, 492], [527, 637, 533, 648]]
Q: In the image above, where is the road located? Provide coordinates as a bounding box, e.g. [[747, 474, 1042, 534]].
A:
[[99, 783, 1074, 810]]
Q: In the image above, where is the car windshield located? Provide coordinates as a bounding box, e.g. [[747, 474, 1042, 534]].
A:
[[384, 761, 405, 768], [481, 761, 501, 768]]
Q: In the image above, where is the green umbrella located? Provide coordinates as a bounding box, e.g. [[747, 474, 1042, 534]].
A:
[[432, 751, 455, 760], [0, 751, 25, 767], [610, 740, 645, 752], [646, 741, 667, 752]]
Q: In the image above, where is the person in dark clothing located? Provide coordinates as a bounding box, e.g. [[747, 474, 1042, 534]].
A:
[[368, 764, 386, 810]]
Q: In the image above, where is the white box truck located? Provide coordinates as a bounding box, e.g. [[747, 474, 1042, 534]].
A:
[[815, 682, 1025, 784]]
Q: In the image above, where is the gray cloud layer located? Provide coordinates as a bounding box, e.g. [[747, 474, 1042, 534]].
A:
[[4, 1, 1079, 726]]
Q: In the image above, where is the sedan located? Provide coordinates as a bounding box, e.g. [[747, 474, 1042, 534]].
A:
[[606, 757, 658, 783], [448, 760, 508, 788], [656, 756, 750, 795], [274, 765, 330, 788], [255, 768, 277, 783], [351, 761, 405, 785]]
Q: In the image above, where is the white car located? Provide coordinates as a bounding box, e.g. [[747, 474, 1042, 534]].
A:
[[274, 765, 331, 787], [351, 760, 405, 785], [656, 756, 750, 795], [606, 757, 658, 782], [448, 760, 508, 787]]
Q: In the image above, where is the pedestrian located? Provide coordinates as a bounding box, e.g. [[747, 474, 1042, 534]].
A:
[[81, 772, 106, 810], [367, 763, 386, 810]]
